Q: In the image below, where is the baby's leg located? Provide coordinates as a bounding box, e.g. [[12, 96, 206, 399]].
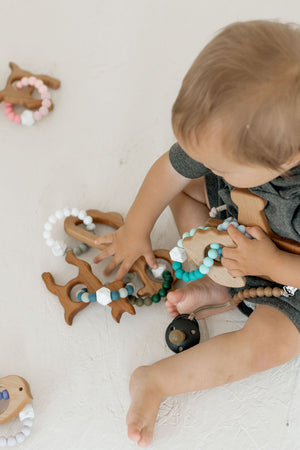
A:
[[167, 177, 233, 318], [127, 305, 300, 447]]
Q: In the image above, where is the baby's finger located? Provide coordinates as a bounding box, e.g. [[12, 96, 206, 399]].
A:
[[103, 256, 122, 276], [245, 226, 267, 240], [221, 247, 237, 260], [144, 252, 158, 269], [227, 224, 248, 245], [93, 246, 114, 264], [94, 233, 114, 246], [114, 259, 134, 281]]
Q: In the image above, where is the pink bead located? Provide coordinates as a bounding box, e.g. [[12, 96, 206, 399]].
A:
[[41, 91, 51, 100], [39, 85, 48, 94], [35, 79, 43, 88], [8, 112, 15, 120], [42, 99, 51, 108], [21, 77, 29, 86], [33, 111, 42, 121], [16, 81, 23, 89], [4, 102, 13, 111], [39, 106, 49, 116], [28, 76, 36, 85], [14, 115, 21, 124]]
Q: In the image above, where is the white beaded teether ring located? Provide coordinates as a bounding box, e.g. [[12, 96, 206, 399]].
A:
[[4, 76, 52, 126], [0, 403, 34, 447], [43, 208, 96, 257]]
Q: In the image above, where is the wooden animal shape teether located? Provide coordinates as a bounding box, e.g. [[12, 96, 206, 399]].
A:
[[0, 376, 33, 424]]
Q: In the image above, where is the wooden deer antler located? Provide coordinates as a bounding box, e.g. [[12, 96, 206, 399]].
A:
[[0, 62, 60, 109], [42, 250, 135, 325]]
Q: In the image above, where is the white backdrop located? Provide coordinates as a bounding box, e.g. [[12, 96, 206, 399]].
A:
[[0, 1, 299, 449]]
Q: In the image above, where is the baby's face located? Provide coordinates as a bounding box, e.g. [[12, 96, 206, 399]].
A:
[[176, 131, 287, 188]]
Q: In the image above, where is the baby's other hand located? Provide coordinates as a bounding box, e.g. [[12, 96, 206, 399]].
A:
[[93, 225, 158, 281]]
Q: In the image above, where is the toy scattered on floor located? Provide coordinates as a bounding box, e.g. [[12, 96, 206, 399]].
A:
[[165, 188, 300, 352], [42, 208, 176, 325], [0, 62, 60, 125], [0, 376, 34, 446]]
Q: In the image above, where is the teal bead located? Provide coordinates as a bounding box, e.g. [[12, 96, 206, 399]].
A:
[[88, 292, 97, 302], [163, 281, 172, 290], [182, 272, 190, 282], [194, 268, 204, 279], [190, 228, 197, 236], [177, 238, 184, 248], [152, 294, 161, 303], [203, 257, 214, 267], [189, 271, 197, 281], [199, 264, 210, 274], [175, 269, 184, 279], [111, 290, 120, 300], [210, 243, 221, 249], [208, 248, 218, 259], [172, 261, 182, 271], [159, 288, 167, 297]]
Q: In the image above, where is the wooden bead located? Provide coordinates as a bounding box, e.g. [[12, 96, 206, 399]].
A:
[[264, 287, 273, 297], [243, 289, 250, 298], [238, 291, 244, 300], [272, 287, 282, 297], [250, 288, 257, 297], [257, 287, 265, 297]]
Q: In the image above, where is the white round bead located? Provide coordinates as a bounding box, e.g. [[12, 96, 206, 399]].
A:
[[83, 216, 93, 225], [7, 436, 16, 447], [46, 238, 55, 247], [51, 241, 67, 257], [119, 288, 128, 298], [21, 427, 31, 437], [22, 419, 33, 427], [21, 109, 35, 126], [71, 208, 79, 217], [81, 292, 90, 303], [44, 222, 53, 231], [63, 208, 71, 217], [15, 433, 25, 444], [43, 230, 51, 239], [78, 210, 87, 220], [48, 214, 57, 224], [0, 437, 7, 447], [55, 210, 64, 220], [86, 223, 96, 231]]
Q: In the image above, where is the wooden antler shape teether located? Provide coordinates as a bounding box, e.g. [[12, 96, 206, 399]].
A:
[[42, 250, 135, 325]]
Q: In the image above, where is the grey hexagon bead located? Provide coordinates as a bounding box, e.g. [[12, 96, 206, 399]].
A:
[[143, 297, 152, 306]]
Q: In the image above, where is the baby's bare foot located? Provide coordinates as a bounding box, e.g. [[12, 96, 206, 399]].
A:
[[126, 366, 163, 447], [166, 276, 233, 319]]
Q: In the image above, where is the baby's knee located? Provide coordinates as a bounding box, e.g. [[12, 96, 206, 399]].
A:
[[242, 308, 300, 373]]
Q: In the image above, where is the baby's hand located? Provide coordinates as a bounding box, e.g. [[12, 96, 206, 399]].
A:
[[221, 224, 279, 278], [93, 224, 158, 281]]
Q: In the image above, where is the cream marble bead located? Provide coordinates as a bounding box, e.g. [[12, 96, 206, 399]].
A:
[[15, 433, 25, 444], [83, 216, 93, 225], [22, 419, 33, 428], [63, 208, 71, 217], [21, 427, 30, 437], [55, 210, 64, 220], [71, 208, 79, 217], [48, 214, 57, 224], [43, 230, 51, 239], [46, 238, 55, 247], [78, 210, 87, 220], [44, 222, 53, 231], [19, 404, 35, 421], [86, 223, 96, 231], [0, 437, 7, 447], [81, 292, 90, 303], [96, 287, 111, 306], [7, 436, 16, 447], [52, 241, 67, 257]]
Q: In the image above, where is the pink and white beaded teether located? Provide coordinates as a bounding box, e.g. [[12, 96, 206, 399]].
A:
[[4, 77, 51, 126]]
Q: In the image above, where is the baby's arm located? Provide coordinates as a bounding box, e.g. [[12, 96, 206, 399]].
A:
[[222, 225, 300, 289], [93, 151, 191, 280]]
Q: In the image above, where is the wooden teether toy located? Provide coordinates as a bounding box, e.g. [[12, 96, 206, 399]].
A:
[[0, 375, 34, 446], [0, 62, 60, 125], [42, 208, 176, 325]]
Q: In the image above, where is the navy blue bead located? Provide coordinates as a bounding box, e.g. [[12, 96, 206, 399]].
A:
[[0, 392, 2, 400]]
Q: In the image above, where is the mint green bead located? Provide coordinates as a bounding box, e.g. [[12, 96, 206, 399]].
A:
[[177, 238, 184, 248], [190, 228, 197, 236], [210, 243, 221, 250], [208, 248, 218, 259], [200, 264, 209, 274], [203, 257, 214, 267], [152, 294, 161, 303], [182, 232, 190, 239]]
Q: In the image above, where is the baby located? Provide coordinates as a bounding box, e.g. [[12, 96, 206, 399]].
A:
[[94, 20, 300, 447]]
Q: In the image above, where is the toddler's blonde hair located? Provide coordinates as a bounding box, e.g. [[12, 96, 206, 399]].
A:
[[172, 20, 300, 169]]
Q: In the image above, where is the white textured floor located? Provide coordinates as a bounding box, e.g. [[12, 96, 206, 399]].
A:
[[0, 1, 299, 449]]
